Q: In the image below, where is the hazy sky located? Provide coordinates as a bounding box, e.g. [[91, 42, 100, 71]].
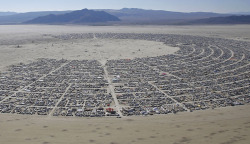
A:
[[1, 0, 250, 13]]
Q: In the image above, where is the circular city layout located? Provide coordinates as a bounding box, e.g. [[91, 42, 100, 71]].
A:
[[0, 33, 249, 117]]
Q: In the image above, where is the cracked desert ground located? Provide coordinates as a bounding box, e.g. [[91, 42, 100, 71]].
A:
[[0, 25, 250, 144]]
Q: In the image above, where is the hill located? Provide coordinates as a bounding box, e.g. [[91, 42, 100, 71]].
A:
[[2, 8, 249, 25], [182, 15, 250, 25], [0, 8, 229, 25], [0, 12, 17, 16], [102, 8, 229, 24], [25, 9, 120, 24], [0, 11, 71, 24]]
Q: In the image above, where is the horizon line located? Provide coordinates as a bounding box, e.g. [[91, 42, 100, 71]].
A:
[[1, 8, 249, 14]]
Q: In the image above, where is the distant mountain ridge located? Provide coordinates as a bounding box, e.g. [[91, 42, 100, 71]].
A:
[[181, 15, 250, 25], [107, 8, 227, 19], [25, 9, 120, 24], [0, 11, 71, 24], [0, 8, 249, 25], [232, 12, 250, 15], [0, 12, 17, 16], [0, 8, 230, 24], [102, 8, 230, 24]]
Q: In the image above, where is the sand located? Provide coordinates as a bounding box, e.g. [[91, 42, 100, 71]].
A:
[[0, 105, 250, 144], [1, 24, 250, 70], [1, 25, 250, 40], [0, 38, 178, 70], [0, 25, 250, 144]]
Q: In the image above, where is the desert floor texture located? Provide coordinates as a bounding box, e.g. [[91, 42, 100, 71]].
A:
[[0, 25, 250, 144]]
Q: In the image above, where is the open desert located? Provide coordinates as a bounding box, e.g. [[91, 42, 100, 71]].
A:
[[0, 25, 250, 144], [1, 25, 250, 70], [0, 105, 249, 144]]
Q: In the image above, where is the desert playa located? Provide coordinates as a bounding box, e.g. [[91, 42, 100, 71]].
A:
[[0, 25, 250, 144], [0, 105, 250, 144]]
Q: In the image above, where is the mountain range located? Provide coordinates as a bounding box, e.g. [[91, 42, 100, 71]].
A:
[[25, 9, 120, 24], [181, 15, 250, 25], [0, 8, 249, 25], [0, 12, 17, 16], [0, 11, 71, 24], [103, 8, 230, 24]]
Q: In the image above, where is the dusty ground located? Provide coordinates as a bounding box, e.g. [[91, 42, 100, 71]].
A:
[[0, 25, 250, 144], [1, 25, 250, 40], [0, 105, 250, 144], [0, 38, 178, 70], [1, 24, 250, 70]]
